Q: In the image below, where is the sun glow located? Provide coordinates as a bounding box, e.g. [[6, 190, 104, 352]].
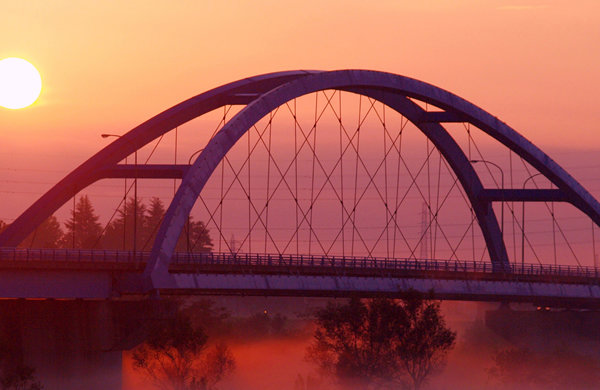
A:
[[0, 58, 42, 109]]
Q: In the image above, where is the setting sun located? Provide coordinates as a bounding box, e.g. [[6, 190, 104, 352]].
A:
[[0, 57, 42, 109]]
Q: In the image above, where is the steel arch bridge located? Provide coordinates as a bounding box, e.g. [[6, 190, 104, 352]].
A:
[[1, 70, 600, 300]]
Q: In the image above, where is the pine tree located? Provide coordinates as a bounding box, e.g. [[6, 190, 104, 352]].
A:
[[143, 197, 166, 250], [103, 197, 147, 250], [102, 196, 213, 253], [62, 195, 103, 249], [140, 196, 214, 253], [176, 217, 214, 253], [0, 220, 7, 234], [21, 215, 64, 248]]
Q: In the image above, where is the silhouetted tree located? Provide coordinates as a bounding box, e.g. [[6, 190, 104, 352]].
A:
[[0, 220, 7, 234], [270, 313, 289, 336], [21, 215, 63, 248], [133, 315, 235, 390], [396, 294, 457, 389], [61, 195, 103, 249], [306, 293, 456, 390], [0, 343, 43, 390], [144, 197, 167, 249], [488, 347, 600, 389], [190, 343, 236, 390], [144, 197, 214, 252], [103, 197, 213, 253], [176, 217, 213, 253], [103, 197, 147, 250], [0, 365, 43, 390], [180, 298, 231, 336]]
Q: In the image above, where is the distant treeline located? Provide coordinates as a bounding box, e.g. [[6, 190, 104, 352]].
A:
[[0, 195, 213, 251]]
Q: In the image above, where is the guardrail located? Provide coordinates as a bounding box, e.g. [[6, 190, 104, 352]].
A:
[[1, 247, 599, 280]]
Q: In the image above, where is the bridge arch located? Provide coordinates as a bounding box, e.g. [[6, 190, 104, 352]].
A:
[[0, 70, 598, 292], [144, 70, 600, 289], [0, 71, 315, 248]]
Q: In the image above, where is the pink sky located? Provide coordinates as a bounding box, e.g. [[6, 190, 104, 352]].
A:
[[2, 1, 598, 147], [1, 0, 599, 266]]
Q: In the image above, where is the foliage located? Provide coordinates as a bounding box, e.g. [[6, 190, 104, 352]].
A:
[[270, 313, 289, 336], [103, 196, 148, 250], [20, 215, 63, 249], [103, 196, 213, 252], [61, 195, 103, 249], [0, 345, 43, 390], [175, 217, 214, 253], [397, 294, 457, 389], [191, 343, 236, 390], [180, 298, 232, 336], [144, 197, 167, 249], [0, 196, 213, 252], [133, 315, 235, 390], [0, 364, 44, 390], [306, 293, 456, 390], [488, 347, 600, 389], [0, 220, 8, 234]]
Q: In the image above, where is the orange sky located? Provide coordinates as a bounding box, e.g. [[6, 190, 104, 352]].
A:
[[0, 0, 599, 224]]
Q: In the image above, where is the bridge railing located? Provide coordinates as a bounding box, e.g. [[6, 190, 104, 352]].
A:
[[1, 248, 599, 280], [173, 252, 600, 279], [0, 247, 150, 263]]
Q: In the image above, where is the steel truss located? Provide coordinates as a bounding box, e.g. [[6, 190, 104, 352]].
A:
[[1, 70, 598, 292]]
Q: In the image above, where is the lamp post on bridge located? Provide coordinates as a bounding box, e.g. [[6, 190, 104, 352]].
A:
[[471, 159, 505, 268], [183, 149, 204, 252], [522, 173, 542, 272], [102, 133, 138, 261]]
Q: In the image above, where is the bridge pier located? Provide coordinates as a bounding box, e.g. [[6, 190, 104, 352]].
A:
[[486, 304, 600, 357], [0, 299, 172, 390]]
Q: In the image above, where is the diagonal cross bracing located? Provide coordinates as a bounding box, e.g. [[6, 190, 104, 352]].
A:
[[1, 70, 599, 295]]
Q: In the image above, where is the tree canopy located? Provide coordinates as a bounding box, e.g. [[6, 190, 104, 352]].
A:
[[21, 215, 63, 249], [0, 341, 43, 390], [0, 195, 213, 251], [133, 315, 235, 390], [306, 292, 456, 390], [103, 196, 213, 252], [62, 195, 103, 249]]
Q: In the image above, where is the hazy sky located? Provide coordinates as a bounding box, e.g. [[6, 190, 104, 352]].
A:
[[2, 0, 599, 144], [1, 0, 599, 233]]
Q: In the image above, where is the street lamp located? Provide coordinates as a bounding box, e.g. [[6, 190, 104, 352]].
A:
[[184, 149, 204, 252], [188, 149, 203, 165], [471, 159, 505, 265], [102, 133, 138, 261], [522, 173, 542, 271]]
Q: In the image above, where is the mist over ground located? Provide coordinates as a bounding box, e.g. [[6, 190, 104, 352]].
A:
[[121, 298, 559, 390]]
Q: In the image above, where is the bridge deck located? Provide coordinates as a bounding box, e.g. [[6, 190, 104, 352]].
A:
[[1, 248, 598, 281], [1, 248, 600, 307]]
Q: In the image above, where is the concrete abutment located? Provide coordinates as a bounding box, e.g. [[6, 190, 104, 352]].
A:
[[0, 299, 173, 390]]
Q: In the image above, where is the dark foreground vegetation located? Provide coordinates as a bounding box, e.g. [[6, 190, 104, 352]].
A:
[[306, 292, 456, 390], [132, 315, 235, 390], [3, 196, 600, 389], [0, 343, 43, 390], [3, 295, 600, 390]]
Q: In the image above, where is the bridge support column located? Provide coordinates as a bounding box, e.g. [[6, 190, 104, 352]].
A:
[[0, 299, 173, 390], [486, 304, 600, 357]]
